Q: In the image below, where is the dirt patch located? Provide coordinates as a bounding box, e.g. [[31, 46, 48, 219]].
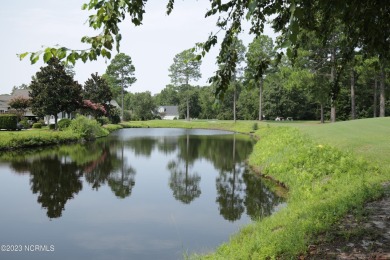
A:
[[305, 183, 390, 260]]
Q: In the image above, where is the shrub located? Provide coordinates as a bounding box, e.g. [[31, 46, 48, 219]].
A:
[[49, 124, 56, 130], [252, 122, 258, 131], [58, 118, 72, 130], [0, 114, 18, 130], [38, 119, 46, 126], [19, 118, 30, 129], [69, 115, 109, 140], [32, 123, 42, 129], [123, 110, 132, 121], [96, 116, 110, 126], [109, 107, 121, 124]]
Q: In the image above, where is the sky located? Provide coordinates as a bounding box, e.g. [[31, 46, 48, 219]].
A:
[[0, 0, 275, 96]]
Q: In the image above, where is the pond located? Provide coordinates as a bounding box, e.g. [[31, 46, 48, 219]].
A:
[[0, 128, 284, 260]]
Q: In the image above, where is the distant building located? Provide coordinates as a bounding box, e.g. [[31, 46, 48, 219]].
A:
[[157, 106, 179, 120]]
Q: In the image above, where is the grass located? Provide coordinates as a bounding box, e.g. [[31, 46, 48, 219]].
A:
[[0, 128, 80, 150]]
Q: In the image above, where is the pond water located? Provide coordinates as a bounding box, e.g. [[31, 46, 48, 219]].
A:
[[0, 128, 284, 260]]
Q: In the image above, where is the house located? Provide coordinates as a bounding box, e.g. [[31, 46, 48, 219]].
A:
[[157, 106, 179, 120], [0, 94, 10, 114], [0, 89, 71, 124]]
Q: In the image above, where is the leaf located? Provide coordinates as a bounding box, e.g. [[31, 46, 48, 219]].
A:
[[43, 51, 52, 63], [18, 52, 29, 61], [30, 51, 42, 64]]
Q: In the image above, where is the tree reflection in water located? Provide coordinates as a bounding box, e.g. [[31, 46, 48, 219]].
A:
[[1, 128, 284, 222], [29, 156, 82, 219], [168, 132, 201, 204]]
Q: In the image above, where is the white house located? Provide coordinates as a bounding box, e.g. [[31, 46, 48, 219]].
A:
[[157, 106, 179, 120]]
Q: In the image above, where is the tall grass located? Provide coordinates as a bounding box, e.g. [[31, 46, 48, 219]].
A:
[[200, 126, 385, 259]]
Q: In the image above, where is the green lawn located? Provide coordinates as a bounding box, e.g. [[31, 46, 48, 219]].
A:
[[272, 117, 390, 170]]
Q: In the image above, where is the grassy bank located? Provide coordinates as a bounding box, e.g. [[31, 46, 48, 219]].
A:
[[199, 124, 388, 259], [0, 129, 80, 150]]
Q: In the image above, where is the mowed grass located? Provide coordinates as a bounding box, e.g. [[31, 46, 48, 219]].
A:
[[272, 117, 390, 170]]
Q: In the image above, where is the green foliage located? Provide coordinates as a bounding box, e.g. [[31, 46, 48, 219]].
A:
[[83, 72, 113, 104], [69, 115, 109, 140], [58, 118, 72, 130], [0, 114, 18, 130], [19, 118, 30, 129], [96, 116, 110, 125], [108, 107, 121, 124], [105, 53, 136, 89], [131, 91, 155, 120], [252, 122, 258, 131], [0, 129, 79, 150], [29, 58, 82, 124], [178, 86, 201, 119], [169, 49, 202, 86], [32, 123, 42, 129], [49, 124, 55, 130], [154, 84, 179, 106], [103, 124, 123, 133], [202, 125, 386, 259], [122, 110, 132, 121]]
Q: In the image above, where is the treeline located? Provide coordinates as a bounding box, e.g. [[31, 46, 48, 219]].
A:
[[117, 35, 389, 121]]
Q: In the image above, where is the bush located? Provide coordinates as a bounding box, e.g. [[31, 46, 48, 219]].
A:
[[58, 118, 72, 130], [49, 124, 55, 130], [109, 107, 121, 124], [32, 123, 42, 129], [96, 116, 110, 126], [38, 119, 46, 126], [0, 114, 18, 130], [69, 115, 109, 140], [123, 110, 132, 121], [252, 122, 258, 131], [19, 118, 30, 129]]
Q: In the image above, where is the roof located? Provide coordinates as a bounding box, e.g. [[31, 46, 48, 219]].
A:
[[108, 100, 121, 109], [158, 106, 179, 116]]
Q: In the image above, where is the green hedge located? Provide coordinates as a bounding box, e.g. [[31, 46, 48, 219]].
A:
[[58, 119, 71, 130], [0, 114, 18, 130], [32, 123, 42, 129]]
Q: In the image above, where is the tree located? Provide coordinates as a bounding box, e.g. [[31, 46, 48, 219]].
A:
[[105, 53, 136, 119], [83, 73, 113, 104], [8, 96, 30, 119], [130, 91, 155, 120], [11, 84, 29, 94], [229, 37, 246, 122], [20, 1, 390, 106], [168, 49, 202, 121], [154, 84, 179, 106], [245, 35, 275, 121], [29, 58, 82, 129], [177, 86, 201, 119]]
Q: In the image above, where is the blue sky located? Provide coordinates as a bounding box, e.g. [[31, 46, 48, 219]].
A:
[[0, 1, 275, 95]]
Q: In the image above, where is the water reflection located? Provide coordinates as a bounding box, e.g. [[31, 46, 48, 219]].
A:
[[0, 128, 283, 222], [168, 134, 201, 204], [29, 156, 83, 219]]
